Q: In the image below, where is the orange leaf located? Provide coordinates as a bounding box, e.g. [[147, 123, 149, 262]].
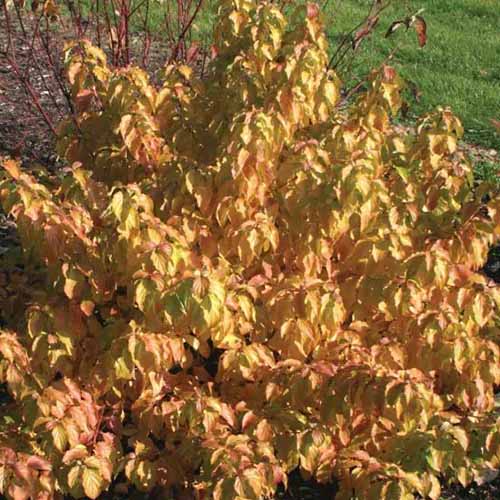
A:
[[414, 16, 427, 47]]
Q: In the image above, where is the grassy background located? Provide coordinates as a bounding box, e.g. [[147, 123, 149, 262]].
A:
[[323, 0, 500, 152]]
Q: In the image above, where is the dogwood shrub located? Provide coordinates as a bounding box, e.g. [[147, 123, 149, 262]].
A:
[[1, 1, 500, 498]]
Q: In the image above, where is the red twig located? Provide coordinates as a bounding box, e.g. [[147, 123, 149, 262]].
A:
[[5, 54, 58, 136], [1, 1, 57, 135], [168, 0, 204, 64], [141, 0, 151, 68], [328, 0, 393, 70]]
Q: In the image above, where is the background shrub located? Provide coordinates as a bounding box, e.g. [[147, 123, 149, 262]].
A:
[[1, 1, 500, 499]]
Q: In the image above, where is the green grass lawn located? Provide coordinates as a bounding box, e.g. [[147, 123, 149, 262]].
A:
[[322, 0, 500, 152]]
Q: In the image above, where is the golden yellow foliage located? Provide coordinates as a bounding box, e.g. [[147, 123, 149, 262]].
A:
[[1, 1, 500, 499]]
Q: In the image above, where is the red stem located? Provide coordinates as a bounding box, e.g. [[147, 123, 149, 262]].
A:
[[168, 0, 204, 64], [6, 54, 58, 136]]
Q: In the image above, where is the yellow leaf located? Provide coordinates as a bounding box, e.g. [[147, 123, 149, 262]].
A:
[[457, 466, 471, 487], [238, 295, 255, 322], [255, 419, 273, 441], [135, 459, 157, 490], [135, 280, 154, 312], [229, 10, 246, 35], [52, 424, 68, 452], [472, 294, 490, 328], [67, 465, 82, 490], [111, 191, 125, 221], [428, 474, 441, 500], [63, 445, 89, 465], [324, 80, 339, 107], [82, 467, 104, 499], [178, 65, 193, 80], [80, 300, 95, 317], [449, 426, 469, 451], [2, 159, 21, 179], [151, 250, 168, 275]]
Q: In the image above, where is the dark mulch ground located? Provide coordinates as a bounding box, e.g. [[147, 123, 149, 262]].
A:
[[440, 480, 500, 500], [0, 17, 175, 166]]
